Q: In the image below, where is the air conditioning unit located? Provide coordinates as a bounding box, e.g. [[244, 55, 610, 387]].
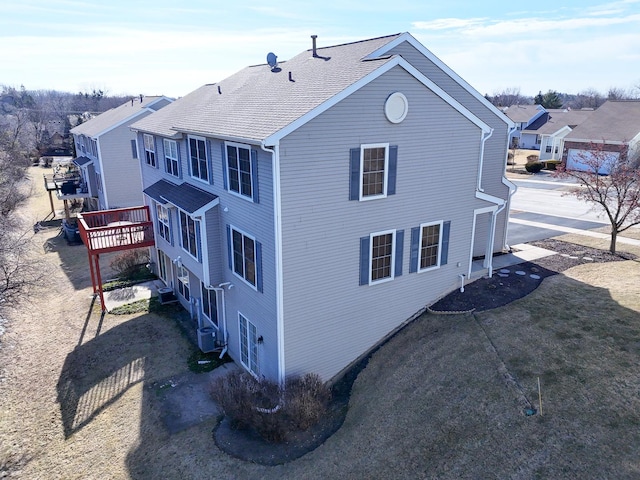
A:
[[197, 327, 216, 353]]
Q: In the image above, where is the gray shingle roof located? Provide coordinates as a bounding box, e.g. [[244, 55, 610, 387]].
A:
[[527, 109, 594, 135], [502, 104, 545, 123], [565, 101, 640, 142], [70, 96, 168, 138], [143, 179, 218, 214], [131, 34, 403, 142]]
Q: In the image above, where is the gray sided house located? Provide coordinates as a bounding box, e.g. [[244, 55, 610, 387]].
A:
[[131, 33, 516, 383], [502, 104, 546, 149], [70, 96, 173, 210]]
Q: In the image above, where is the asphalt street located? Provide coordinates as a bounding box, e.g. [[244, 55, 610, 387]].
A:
[[507, 177, 608, 245]]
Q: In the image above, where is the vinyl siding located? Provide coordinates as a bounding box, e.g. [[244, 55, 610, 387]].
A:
[[98, 119, 147, 208], [138, 133, 279, 381], [387, 42, 511, 252], [279, 66, 489, 381]]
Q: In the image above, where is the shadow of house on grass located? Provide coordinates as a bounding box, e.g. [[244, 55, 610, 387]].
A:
[[57, 262, 640, 479], [56, 308, 192, 440]]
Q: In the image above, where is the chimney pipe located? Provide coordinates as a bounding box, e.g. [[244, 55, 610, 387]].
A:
[[311, 35, 318, 57]]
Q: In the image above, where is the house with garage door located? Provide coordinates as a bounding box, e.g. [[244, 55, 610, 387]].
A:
[[70, 95, 173, 210], [130, 33, 515, 384], [562, 100, 640, 174], [537, 108, 595, 162]]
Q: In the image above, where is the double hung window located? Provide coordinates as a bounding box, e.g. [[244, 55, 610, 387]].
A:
[[201, 282, 218, 327], [180, 210, 200, 260], [231, 228, 256, 287], [164, 139, 179, 177], [177, 265, 190, 300], [143, 134, 156, 167], [226, 143, 253, 199], [156, 204, 171, 243], [189, 137, 208, 182]]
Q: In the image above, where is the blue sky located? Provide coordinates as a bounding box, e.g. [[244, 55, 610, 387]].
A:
[[1, 0, 639, 98]]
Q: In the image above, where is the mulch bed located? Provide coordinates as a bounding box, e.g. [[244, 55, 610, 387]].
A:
[[429, 238, 634, 313], [213, 238, 634, 464]]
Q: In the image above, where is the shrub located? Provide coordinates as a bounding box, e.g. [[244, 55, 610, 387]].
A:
[[211, 371, 331, 443], [109, 248, 150, 276], [525, 161, 544, 173]]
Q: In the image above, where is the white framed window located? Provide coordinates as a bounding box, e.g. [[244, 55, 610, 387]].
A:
[[179, 210, 200, 260], [239, 313, 258, 376], [164, 139, 179, 177], [231, 227, 256, 288], [143, 134, 156, 167], [418, 221, 443, 272], [177, 264, 190, 300], [188, 136, 208, 182], [90, 139, 98, 157], [226, 142, 253, 200], [201, 282, 218, 327], [156, 203, 171, 243], [360, 143, 389, 200], [370, 229, 396, 284], [157, 249, 170, 283]]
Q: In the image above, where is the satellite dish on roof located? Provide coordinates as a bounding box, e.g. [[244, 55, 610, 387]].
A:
[[266, 52, 278, 70]]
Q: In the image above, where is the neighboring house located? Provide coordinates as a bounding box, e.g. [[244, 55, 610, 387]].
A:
[[537, 109, 595, 161], [131, 33, 515, 384], [562, 101, 640, 174], [502, 104, 546, 149], [70, 96, 173, 210]]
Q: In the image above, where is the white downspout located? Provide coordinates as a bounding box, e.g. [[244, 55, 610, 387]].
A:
[[261, 142, 285, 387], [477, 128, 494, 193]]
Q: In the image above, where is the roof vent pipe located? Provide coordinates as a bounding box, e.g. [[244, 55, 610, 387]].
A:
[[311, 35, 318, 57]]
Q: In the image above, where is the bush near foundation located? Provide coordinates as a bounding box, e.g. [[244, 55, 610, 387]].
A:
[[525, 161, 544, 173], [211, 371, 331, 443]]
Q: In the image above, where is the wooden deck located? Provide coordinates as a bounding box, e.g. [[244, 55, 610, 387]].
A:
[[77, 206, 155, 254]]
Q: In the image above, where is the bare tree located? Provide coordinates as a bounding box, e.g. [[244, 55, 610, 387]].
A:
[[0, 148, 48, 316], [554, 142, 640, 253], [568, 88, 605, 110], [487, 87, 531, 107]]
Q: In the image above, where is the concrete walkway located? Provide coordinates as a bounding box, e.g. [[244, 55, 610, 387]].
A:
[[103, 279, 166, 312]]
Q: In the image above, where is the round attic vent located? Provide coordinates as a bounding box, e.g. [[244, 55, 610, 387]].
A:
[[385, 92, 408, 123]]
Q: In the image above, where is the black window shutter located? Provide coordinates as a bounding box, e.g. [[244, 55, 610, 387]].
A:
[[359, 236, 370, 285], [349, 148, 360, 201], [440, 221, 451, 265], [395, 229, 404, 277], [131, 139, 138, 159], [255, 240, 263, 292], [388, 145, 398, 195], [409, 226, 420, 273], [226, 225, 232, 270], [221, 143, 228, 190], [206, 140, 214, 184], [251, 149, 259, 204]]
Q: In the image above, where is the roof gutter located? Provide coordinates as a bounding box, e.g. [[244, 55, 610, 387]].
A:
[[172, 128, 259, 146]]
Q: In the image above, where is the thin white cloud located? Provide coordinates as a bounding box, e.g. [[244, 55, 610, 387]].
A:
[[412, 18, 487, 30]]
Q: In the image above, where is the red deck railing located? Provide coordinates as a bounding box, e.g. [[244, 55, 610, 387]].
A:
[[77, 206, 155, 254], [78, 206, 156, 311]]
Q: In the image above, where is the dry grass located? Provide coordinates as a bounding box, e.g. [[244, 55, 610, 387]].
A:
[[2, 167, 640, 479]]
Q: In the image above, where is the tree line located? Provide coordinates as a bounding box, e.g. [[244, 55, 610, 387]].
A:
[[0, 85, 134, 317], [0, 85, 133, 155], [485, 85, 640, 109]]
